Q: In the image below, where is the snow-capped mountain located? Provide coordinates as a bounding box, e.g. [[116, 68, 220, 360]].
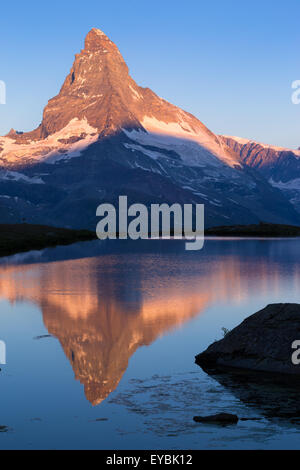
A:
[[221, 136, 300, 214], [0, 28, 299, 228]]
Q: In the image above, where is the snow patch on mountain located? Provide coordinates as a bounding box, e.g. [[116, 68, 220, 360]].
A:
[[140, 116, 242, 169], [269, 177, 300, 190], [0, 118, 99, 166], [129, 85, 142, 101], [124, 143, 166, 160], [123, 124, 241, 171], [0, 170, 44, 184]]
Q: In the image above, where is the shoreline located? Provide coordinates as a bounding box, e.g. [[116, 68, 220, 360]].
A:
[[0, 222, 300, 258], [0, 224, 97, 258]]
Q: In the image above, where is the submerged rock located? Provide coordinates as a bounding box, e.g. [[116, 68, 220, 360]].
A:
[[201, 368, 300, 420], [196, 303, 300, 376], [193, 413, 238, 424]]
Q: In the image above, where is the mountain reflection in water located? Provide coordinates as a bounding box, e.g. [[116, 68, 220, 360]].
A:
[[0, 239, 299, 405]]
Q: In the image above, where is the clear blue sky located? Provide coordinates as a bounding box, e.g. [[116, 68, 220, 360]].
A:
[[0, 0, 299, 148]]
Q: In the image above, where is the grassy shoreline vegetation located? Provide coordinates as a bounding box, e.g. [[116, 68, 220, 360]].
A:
[[0, 224, 97, 257]]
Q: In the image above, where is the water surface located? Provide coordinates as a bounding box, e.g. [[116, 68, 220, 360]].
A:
[[0, 238, 300, 449]]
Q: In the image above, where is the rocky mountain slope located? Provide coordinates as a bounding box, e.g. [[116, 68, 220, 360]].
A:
[[222, 136, 300, 214], [0, 28, 299, 229]]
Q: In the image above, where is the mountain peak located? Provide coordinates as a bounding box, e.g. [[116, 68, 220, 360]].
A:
[[0, 27, 244, 161], [84, 27, 112, 51], [89, 27, 107, 36]]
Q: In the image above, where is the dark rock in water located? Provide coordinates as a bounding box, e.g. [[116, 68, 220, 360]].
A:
[[239, 417, 263, 421], [193, 413, 238, 424], [196, 304, 300, 422], [196, 303, 300, 376]]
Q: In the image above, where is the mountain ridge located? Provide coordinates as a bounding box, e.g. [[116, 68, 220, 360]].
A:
[[221, 135, 300, 215]]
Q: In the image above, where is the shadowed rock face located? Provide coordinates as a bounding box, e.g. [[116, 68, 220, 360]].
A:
[[196, 303, 300, 375], [221, 136, 300, 183]]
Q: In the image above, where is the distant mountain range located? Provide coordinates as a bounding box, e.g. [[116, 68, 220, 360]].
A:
[[221, 136, 300, 214], [0, 28, 299, 229]]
